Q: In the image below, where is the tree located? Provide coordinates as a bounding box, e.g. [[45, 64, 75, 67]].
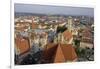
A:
[[57, 26, 67, 33]]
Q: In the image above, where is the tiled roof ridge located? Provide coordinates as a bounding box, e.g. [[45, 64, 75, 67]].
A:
[[58, 43, 66, 61], [58, 44, 77, 61]]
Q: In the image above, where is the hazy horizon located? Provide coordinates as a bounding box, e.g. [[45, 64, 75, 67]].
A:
[[15, 3, 94, 17]]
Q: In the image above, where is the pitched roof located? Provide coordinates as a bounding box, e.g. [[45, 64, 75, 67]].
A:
[[42, 43, 58, 63], [81, 29, 93, 43], [54, 44, 77, 63], [53, 44, 65, 63], [62, 30, 73, 41], [15, 36, 30, 55], [41, 43, 77, 63], [82, 29, 92, 38]]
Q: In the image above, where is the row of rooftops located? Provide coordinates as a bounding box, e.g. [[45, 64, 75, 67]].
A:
[[15, 29, 93, 64], [15, 34, 78, 63]]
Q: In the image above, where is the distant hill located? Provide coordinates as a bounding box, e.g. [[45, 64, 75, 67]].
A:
[[15, 12, 93, 18]]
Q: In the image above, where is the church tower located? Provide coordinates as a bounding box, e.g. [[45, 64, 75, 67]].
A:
[[67, 16, 73, 32]]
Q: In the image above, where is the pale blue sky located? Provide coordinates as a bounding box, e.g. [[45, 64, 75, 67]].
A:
[[15, 3, 94, 17]]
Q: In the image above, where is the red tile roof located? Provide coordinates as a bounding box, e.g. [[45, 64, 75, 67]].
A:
[[62, 30, 73, 41], [42, 43, 58, 63], [82, 29, 92, 38], [41, 43, 77, 63], [81, 29, 93, 43], [15, 36, 30, 55], [54, 44, 77, 63]]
